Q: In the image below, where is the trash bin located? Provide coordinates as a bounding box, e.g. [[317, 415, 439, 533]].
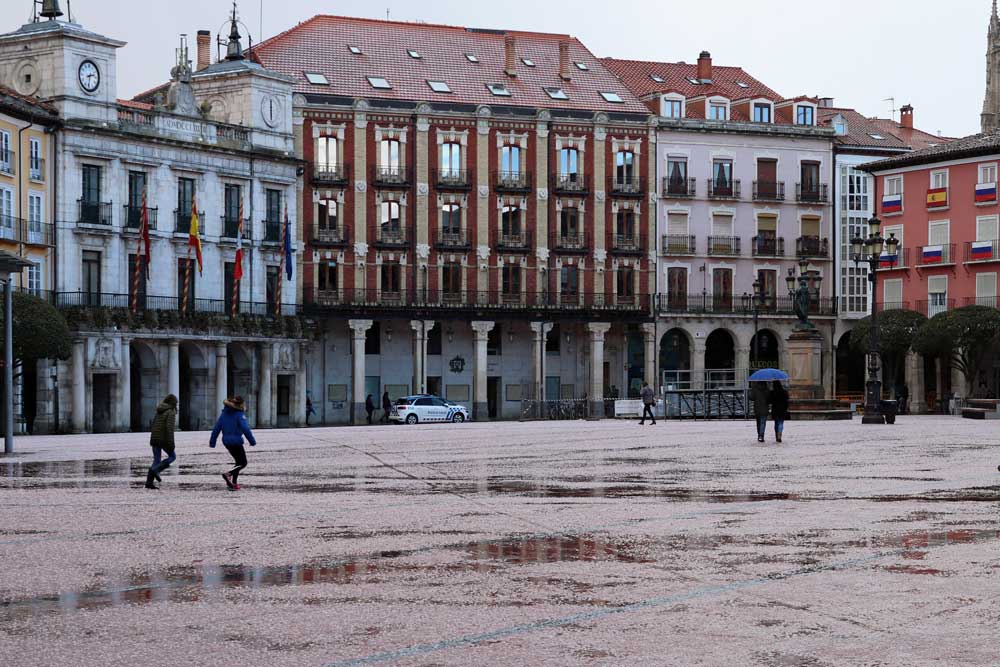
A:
[[881, 399, 898, 425]]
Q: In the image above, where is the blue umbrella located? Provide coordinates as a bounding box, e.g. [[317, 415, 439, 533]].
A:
[[749, 368, 790, 382]]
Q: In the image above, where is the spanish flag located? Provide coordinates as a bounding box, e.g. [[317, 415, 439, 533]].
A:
[[926, 188, 948, 209], [189, 196, 203, 274]]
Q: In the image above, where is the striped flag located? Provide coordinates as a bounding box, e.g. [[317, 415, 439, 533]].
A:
[[926, 188, 948, 209], [971, 240, 995, 261], [189, 196, 203, 275], [882, 194, 903, 214], [879, 251, 898, 269], [922, 245, 943, 263], [975, 182, 997, 203]]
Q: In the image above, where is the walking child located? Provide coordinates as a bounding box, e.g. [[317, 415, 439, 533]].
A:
[[145, 394, 177, 490], [210, 396, 257, 491], [770, 380, 790, 443]]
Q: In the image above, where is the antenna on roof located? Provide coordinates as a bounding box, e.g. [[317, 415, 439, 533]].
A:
[[882, 97, 896, 120], [386, 8, 390, 20]]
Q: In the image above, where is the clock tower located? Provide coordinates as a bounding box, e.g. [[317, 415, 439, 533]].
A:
[[0, 1, 125, 123]]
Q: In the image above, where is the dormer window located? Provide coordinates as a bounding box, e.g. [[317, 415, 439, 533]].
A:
[[407, 49, 422, 59], [348, 45, 362, 55], [487, 83, 511, 97], [832, 115, 847, 136], [708, 98, 730, 121], [661, 94, 685, 119], [545, 87, 568, 100], [752, 101, 773, 123], [600, 91, 624, 104], [796, 104, 816, 126], [367, 76, 392, 90]]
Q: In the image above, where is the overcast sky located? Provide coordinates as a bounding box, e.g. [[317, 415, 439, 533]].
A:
[[0, 0, 989, 137]]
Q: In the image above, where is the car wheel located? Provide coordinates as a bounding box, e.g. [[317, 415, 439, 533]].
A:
[[405, 413, 419, 425], [452, 413, 465, 423]]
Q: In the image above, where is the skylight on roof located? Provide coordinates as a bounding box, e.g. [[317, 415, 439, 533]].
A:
[[545, 87, 568, 100], [600, 91, 624, 104], [487, 83, 511, 97], [367, 76, 392, 90], [408, 49, 422, 59], [650, 74, 665, 83], [522, 58, 535, 67], [869, 133, 886, 140], [465, 53, 479, 63], [736, 81, 750, 88], [574, 62, 589, 71], [427, 80, 452, 94], [348, 45, 362, 55], [304, 72, 328, 85], [687, 77, 701, 85]]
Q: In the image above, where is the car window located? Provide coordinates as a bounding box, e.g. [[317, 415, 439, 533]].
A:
[[432, 398, 449, 407], [415, 398, 433, 406], [395, 398, 412, 406]]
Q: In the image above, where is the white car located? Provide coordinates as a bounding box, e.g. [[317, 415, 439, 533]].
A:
[[390, 395, 470, 425]]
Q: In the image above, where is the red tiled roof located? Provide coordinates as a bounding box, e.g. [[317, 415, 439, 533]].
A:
[[601, 57, 783, 104], [817, 107, 952, 152], [117, 98, 153, 110], [0, 82, 57, 118], [250, 15, 650, 115], [867, 118, 951, 152]]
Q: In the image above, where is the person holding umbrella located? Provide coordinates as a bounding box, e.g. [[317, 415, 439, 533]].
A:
[[748, 369, 789, 443], [770, 380, 790, 443]]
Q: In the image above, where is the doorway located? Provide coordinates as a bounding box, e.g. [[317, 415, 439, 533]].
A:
[[276, 375, 292, 428], [427, 376, 442, 397], [22, 363, 37, 434], [92, 374, 113, 433], [487, 377, 500, 419]]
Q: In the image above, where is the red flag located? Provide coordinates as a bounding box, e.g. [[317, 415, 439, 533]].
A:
[[189, 195, 203, 275]]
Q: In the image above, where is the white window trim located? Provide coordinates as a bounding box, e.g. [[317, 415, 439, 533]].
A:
[[707, 96, 731, 121], [978, 162, 998, 184], [794, 102, 818, 126], [976, 214, 999, 241], [885, 175, 904, 195], [928, 219, 951, 246], [660, 93, 686, 119], [755, 211, 779, 234], [750, 98, 774, 124], [930, 169, 949, 190], [883, 278, 903, 304], [976, 272, 997, 298]]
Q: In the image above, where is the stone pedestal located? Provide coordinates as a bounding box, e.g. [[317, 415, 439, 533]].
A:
[[786, 329, 824, 400]]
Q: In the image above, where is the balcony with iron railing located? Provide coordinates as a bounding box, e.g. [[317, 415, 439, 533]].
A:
[[751, 235, 784, 257], [55, 291, 298, 317], [262, 219, 283, 244], [28, 157, 44, 182], [313, 225, 349, 246], [552, 173, 589, 195], [753, 180, 785, 202], [79, 199, 113, 227], [876, 247, 911, 271], [964, 240, 1000, 264], [372, 165, 412, 187], [173, 209, 205, 236], [661, 234, 696, 255], [612, 234, 642, 254], [303, 288, 652, 314], [707, 235, 741, 256], [17, 219, 54, 246], [658, 293, 837, 317], [0, 150, 16, 176], [435, 227, 470, 250], [796, 183, 829, 203], [436, 169, 471, 190], [964, 296, 998, 308], [496, 229, 532, 251], [554, 232, 588, 253], [312, 162, 349, 185], [220, 216, 252, 241], [917, 298, 956, 318], [123, 205, 158, 232], [662, 177, 696, 198], [610, 176, 643, 197], [916, 243, 956, 267], [796, 236, 829, 258], [708, 179, 741, 200], [0, 215, 20, 242], [494, 171, 532, 192], [375, 224, 408, 248], [876, 301, 912, 313]]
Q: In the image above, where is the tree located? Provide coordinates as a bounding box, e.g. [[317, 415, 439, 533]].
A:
[[850, 309, 926, 391], [0, 292, 72, 375], [912, 305, 1000, 395]]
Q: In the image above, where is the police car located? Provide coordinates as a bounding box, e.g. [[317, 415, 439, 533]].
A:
[[390, 395, 470, 425]]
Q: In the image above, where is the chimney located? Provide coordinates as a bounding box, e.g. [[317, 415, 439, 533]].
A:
[[818, 97, 834, 108], [900, 104, 914, 129], [196, 30, 211, 71], [505, 36, 517, 77], [697, 50, 712, 81], [559, 41, 571, 81]]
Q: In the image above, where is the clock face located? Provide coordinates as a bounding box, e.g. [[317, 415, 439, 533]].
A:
[[261, 95, 282, 128], [78, 60, 100, 93]]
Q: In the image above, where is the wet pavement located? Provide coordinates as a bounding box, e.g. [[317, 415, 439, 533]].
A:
[[0, 417, 997, 666]]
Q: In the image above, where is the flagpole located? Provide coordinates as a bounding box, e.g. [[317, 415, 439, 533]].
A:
[[275, 204, 285, 317], [131, 187, 148, 314], [182, 246, 192, 315]]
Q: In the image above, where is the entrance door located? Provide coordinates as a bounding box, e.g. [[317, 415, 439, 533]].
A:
[[276, 375, 291, 428], [427, 376, 442, 398], [545, 376, 561, 402], [667, 267, 688, 310], [92, 375, 113, 433], [487, 377, 500, 419], [713, 268, 733, 311]]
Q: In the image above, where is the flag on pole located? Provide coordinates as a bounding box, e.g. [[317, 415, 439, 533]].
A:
[[234, 198, 244, 282], [283, 206, 294, 280], [189, 196, 203, 275], [141, 187, 152, 270]]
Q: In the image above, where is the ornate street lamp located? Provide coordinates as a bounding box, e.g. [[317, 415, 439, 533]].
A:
[[786, 259, 822, 331], [851, 216, 900, 425]]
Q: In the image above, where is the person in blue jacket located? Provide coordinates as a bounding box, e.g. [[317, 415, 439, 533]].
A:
[[210, 396, 257, 490]]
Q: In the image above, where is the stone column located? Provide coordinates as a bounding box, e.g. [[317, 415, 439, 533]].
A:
[[71, 338, 86, 433], [736, 346, 751, 376], [349, 319, 373, 424], [906, 350, 926, 414], [410, 320, 428, 395], [296, 343, 308, 426], [691, 340, 706, 391], [167, 340, 180, 426], [215, 342, 228, 410], [587, 323, 611, 418], [258, 343, 272, 428], [471, 321, 495, 421], [951, 362, 966, 402], [530, 322, 553, 414], [120, 338, 131, 432], [642, 323, 657, 389]]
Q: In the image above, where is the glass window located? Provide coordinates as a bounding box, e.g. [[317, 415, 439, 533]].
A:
[[318, 199, 338, 230], [842, 167, 870, 212], [442, 262, 461, 295], [801, 162, 820, 191], [266, 189, 282, 221], [979, 163, 997, 184], [662, 98, 683, 118], [545, 87, 568, 100], [304, 72, 328, 85], [709, 103, 727, 120], [617, 267, 635, 296], [177, 177, 195, 217], [752, 103, 772, 123], [82, 164, 101, 203], [440, 143, 461, 177], [487, 83, 511, 97], [617, 209, 635, 239], [381, 263, 401, 293], [796, 105, 815, 125], [83, 251, 101, 298], [367, 76, 391, 89], [501, 206, 521, 236], [931, 170, 949, 189], [224, 184, 241, 222], [427, 80, 451, 93], [441, 204, 460, 234], [28, 193, 42, 232], [559, 148, 578, 178], [560, 207, 580, 237], [380, 201, 401, 230], [318, 262, 337, 291], [380, 139, 401, 169], [560, 266, 579, 293], [316, 136, 338, 169], [501, 145, 521, 173], [600, 91, 624, 103], [666, 158, 687, 188], [502, 265, 521, 294], [26, 262, 41, 295], [713, 159, 732, 187], [265, 265, 279, 309], [885, 176, 903, 196], [29, 138, 41, 177], [616, 151, 636, 184]]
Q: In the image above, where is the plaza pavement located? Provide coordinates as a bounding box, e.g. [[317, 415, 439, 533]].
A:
[[0, 416, 998, 666]]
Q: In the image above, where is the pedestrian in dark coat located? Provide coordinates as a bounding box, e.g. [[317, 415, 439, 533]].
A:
[[639, 382, 657, 425], [770, 381, 790, 443], [146, 394, 177, 489], [365, 394, 375, 424], [381, 390, 392, 424], [751, 382, 771, 442], [210, 396, 257, 491]]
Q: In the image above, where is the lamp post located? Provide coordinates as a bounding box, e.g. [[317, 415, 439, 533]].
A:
[[851, 216, 900, 425]]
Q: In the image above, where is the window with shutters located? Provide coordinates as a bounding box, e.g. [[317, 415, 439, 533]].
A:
[[976, 215, 998, 241], [712, 213, 733, 236], [979, 163, 997, 185], [317, 136, 339, 170], [927, 275, 948, 316], [883, 278, 903, 308], [976, 272, 997, 299], [667, 212, 688, 237], [502, 265, 521, 295], [930, 170, 948, 190]]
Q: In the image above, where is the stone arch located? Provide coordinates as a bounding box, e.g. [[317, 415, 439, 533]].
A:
[[750, 328, 782, 371], [659, 327, 692, 389], [836, 330, 865, 396], [130, 340, 160, 432], [179, 341, 210, 431], [227, 343, 257, 417]]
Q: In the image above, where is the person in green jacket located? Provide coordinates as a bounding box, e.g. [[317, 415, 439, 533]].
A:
[[146, 394, 177, 490]]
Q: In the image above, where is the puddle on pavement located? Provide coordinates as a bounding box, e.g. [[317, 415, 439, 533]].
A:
[[471, 481, 804, 503], [464, 536, 653, 564]]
